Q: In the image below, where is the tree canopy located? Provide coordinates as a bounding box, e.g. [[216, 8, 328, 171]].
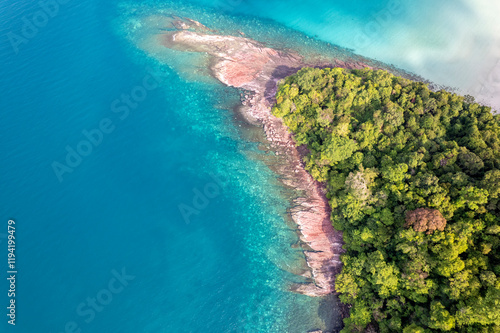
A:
[[273, 67, 500, 332]]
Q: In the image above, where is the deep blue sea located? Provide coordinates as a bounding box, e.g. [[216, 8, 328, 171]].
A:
[[1, 0, 498, 332]]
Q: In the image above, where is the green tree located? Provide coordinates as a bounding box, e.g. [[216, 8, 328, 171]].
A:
[[273, 67, 500, 332]]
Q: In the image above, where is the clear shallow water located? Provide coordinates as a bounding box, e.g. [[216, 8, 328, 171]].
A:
[[0, 0, 498, 332]]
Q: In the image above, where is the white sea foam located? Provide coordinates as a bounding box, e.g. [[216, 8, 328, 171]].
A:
[[217, 0, 500, 110], [353, 0, 500, 110]]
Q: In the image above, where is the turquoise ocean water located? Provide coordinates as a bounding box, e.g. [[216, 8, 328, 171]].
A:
[[1, 1, 498, 332]]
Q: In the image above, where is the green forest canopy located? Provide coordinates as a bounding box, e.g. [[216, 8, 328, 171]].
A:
[[272, 67, 500, 332]]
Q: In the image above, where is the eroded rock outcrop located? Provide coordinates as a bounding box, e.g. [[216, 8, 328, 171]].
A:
[[158, 16, 357, 296]]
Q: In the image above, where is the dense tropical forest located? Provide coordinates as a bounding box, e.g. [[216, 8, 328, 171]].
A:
[[272, 67, 500, 332]]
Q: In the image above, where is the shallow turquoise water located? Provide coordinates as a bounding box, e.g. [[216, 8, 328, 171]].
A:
[[1, 0, 498, 332]]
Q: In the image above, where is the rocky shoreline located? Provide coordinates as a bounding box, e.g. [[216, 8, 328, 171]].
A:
[[158, 16, 369, 297]]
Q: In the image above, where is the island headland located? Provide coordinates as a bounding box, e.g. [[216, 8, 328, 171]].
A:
[[129, 12, 500, 333]]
